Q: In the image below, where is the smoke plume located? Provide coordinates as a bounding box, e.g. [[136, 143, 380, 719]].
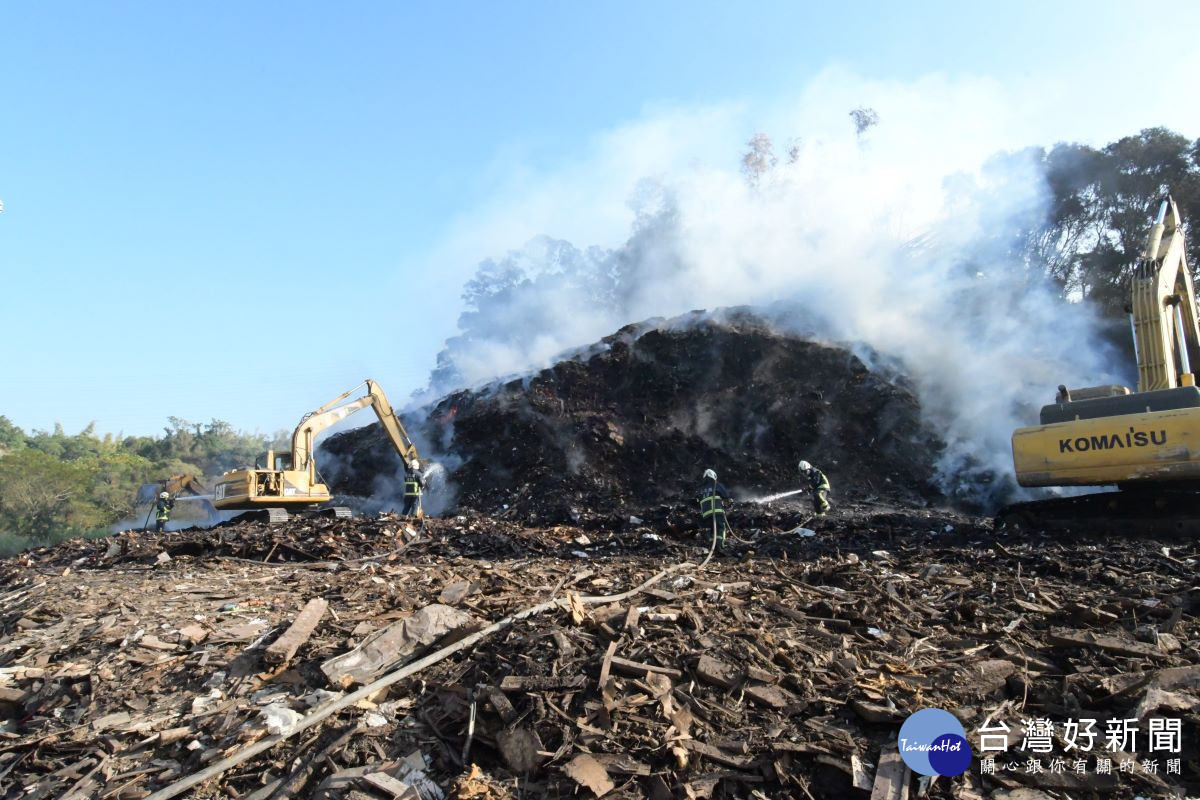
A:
[[422, 76, 1131, 508]]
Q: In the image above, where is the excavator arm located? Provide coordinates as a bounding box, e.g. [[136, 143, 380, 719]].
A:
[[363, 379, 420, 466], [290, 379, 420, 480], [1131, 196, 1200, 391], [291, 393, 374, 479]]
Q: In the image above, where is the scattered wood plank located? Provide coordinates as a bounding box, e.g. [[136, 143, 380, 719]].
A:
[[850, 699, 902, 724], [609, 656, 682, 679], [767, 602, 853, 631], [598, 640, 618, 688], [592, 753, 651, 776], [623, 604, 641, 633], [265, 598, 328, 665], [745, 664, 777, 683], [481, 686, 516, 723], [177, 624, 208, 644], [744, 683, 796, 709], [870, 744, 910, 800], [563, 753, 614, 796], [499, 675, 588, 692], [680, 740, 753, 769], [1047, 629, 1165, 659], [361, 771, 417, 799], [138, 635, 178, 651], [696, 655, 742, 690]]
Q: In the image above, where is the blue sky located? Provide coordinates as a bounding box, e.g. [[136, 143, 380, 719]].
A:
[[2, 1, 1198, 437]]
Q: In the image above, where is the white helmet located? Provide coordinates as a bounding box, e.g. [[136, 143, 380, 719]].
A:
[[798, 461, 812, 472], [159, 491, 170, 499], [703, 469, 717, 481], [411, 460, 420, 471]]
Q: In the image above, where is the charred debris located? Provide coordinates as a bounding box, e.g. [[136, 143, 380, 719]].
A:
[[1, 314, 1197, 799], [323, 312, 944, 522]]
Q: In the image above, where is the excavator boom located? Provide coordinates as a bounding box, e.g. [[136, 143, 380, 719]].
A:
[[1131, 198, 1200, 392]]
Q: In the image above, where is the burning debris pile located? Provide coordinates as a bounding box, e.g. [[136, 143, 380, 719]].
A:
[[324, 312, 945, 522], [1, 510, 1197, 798]]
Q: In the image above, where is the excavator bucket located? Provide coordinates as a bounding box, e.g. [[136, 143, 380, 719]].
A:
[[135, 474, 209, 505], [135, 482, 164, 506]]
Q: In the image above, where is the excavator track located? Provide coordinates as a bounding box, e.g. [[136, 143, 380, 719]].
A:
[[995, 488, 1200, 537], [229, 506, 353, 524]]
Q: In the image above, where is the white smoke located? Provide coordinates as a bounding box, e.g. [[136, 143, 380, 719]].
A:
[[420, 70, 1148, 506]]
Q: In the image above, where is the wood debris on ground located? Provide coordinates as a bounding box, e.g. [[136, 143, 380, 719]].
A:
[[0, 503, 1196, 798]]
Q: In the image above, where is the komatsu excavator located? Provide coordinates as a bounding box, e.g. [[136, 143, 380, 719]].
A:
[[1001, 195, 1200, 533], [212, 379, 419, 522]]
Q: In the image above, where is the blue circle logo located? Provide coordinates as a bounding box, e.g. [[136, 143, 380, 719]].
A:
[[897, 708, 971, 776]]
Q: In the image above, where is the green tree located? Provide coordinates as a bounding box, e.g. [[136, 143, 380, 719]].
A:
[[0, 414, 287, 550], [0, 416, 25, 455], [1035, 128, 1200, 311], [0, 449, 103, 542], [84, 451, 155, 521]]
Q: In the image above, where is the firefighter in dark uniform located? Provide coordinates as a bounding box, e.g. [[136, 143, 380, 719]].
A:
[[155, 491, 175, 533], [697, 468, 731, 551], [799, 460, 831, 515], [402, 460, 426, 517]]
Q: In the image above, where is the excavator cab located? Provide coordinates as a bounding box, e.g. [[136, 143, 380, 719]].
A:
[[255, 451, 292, 471]]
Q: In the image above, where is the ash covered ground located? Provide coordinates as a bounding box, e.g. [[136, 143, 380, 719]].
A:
[[2, 315, 1198, 800]]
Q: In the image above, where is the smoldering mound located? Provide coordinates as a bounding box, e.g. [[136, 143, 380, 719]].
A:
[[321, 310, 945, 522]]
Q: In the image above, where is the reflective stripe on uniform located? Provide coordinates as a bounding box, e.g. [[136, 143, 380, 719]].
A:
[[404, 480, 422, 497], [699, 494, 724, 518]]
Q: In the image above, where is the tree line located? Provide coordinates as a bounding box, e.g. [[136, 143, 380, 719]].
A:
[[0, 417, 286, 551]]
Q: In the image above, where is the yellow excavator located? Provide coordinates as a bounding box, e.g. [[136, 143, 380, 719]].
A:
[[1001, 194, 1200, 533], [212, 379, 420, 522]]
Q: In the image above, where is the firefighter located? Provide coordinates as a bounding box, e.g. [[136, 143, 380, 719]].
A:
[[798, 460, 831, 515], [402, 459, 425, 517], [698, 468, 731, 551], [155, 491, 175, 533]]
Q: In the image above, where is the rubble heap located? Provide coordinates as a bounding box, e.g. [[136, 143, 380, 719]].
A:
[[1, 507, 1197, 799], [324, 312, 944, 522]]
